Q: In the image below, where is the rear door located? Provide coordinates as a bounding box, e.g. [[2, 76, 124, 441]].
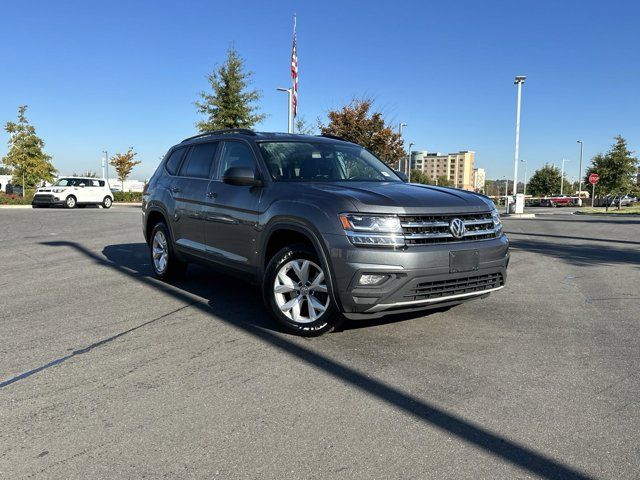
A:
[[204, 140, 264, 269], [171, 142, 219, 256]]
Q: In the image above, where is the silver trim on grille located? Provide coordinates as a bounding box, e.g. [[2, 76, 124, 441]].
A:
[[364, 286, 504, 312]]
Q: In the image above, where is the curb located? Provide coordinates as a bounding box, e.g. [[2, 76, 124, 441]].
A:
[[502, 213, 536, 219], [574, 211, 640, 217], [114, 202, 142, 207], [0, 204, 32, 209]]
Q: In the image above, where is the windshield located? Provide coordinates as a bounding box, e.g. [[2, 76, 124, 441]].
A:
[[257, 141, 401, 182]]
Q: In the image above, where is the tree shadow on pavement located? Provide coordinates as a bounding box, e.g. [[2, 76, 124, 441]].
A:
[[19, 240, 596, 480]]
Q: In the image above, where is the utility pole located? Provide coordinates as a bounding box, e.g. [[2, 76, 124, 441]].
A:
[[509, 75, 526, 213]]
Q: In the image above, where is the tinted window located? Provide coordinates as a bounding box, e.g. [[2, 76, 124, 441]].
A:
[[179, 142, 218, 178], [98, 180, 105, 187], [165, 148, 187, 175], [218, 142, 256, 177]]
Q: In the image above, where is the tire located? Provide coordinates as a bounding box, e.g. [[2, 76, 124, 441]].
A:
[[149, 222, 187, 280], [263, 244, 342, 336], [102, 196, 112, 209], [65, 196, 77, 209]]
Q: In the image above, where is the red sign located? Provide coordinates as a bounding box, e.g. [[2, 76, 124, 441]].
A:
[[588, 173, 600, 185]]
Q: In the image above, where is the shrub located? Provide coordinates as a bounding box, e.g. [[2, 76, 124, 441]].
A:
[[113, 191, 143, 203]]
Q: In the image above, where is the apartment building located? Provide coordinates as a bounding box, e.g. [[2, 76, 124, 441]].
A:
[[410, 150, 475, 190], [473, 167, 486, 193]]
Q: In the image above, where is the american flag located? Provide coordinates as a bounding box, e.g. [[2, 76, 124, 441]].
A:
[[291, 15, 298, 118]]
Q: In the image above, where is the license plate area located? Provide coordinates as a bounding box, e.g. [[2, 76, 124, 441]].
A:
[[449, 249, 479, 273]]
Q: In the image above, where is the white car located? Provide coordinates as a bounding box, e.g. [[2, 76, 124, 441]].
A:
[[32, 177, 114, 209]]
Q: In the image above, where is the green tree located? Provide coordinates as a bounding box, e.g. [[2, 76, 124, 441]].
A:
[[195, 47, 266, 132], [409, 169, 433, 185], [295, 116, 316, 135], [2, 105, 56, 191], [527, 164, 564, 197], [0, 165, 11, 175], [109, 149, 141, 191], [583, 136, 638, 209], [319, 98, 405, 167]]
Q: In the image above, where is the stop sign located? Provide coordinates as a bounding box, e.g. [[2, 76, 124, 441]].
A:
[[588, 173, 600, 185]]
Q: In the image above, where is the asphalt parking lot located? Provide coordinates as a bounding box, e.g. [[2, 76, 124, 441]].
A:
[[1, 207, 639, 479]]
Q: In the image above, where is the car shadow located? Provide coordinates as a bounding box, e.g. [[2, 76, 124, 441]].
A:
[[16, 239, 596, 480]]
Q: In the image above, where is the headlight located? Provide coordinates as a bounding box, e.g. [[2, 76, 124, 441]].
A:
[[491, 209, 503, 234], [52, 188, 65, 193], [339, 214, 404, 247]]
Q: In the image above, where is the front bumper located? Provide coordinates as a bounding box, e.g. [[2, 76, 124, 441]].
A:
[[324, 233, 509, 318], [32, 194, 64, 206]]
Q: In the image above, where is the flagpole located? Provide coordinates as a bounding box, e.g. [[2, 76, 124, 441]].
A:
[[291, 13, 297, 133]]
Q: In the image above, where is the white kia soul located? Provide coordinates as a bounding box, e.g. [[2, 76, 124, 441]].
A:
[[32, 177, 114, 209]]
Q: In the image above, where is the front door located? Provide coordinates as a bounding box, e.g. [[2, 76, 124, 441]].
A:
[[171, 142, 219, 256], [204, 140, 264, 270]]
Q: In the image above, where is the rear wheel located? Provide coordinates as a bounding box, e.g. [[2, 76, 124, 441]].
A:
[[102, 196, 112, 209], [263, 245, 342, 336], [149, 222, 186, 280], [65, 196, 77, 209]]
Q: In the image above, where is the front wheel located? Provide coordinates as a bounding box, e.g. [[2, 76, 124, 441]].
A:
[[263, 245, 342, 336], [149, 222, 186, 280], [102, 196, 112, 209], [65, 196, 77, 209]]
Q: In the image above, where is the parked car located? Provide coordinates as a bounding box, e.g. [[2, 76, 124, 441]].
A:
[[142, 129, 509, 336], [32, 177, 114, 209]]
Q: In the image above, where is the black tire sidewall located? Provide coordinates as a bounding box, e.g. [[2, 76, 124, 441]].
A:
[[263, 246, 340, 336]]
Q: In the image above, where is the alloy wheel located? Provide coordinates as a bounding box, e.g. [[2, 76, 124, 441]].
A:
[[152, 230, 169, 274], [273, 259, 329, 323]]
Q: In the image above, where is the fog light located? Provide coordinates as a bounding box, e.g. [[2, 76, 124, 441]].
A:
[[358, 274, 389, 286]]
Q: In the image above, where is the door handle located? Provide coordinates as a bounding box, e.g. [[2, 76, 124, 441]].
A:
[[206, 192, 217, 198], [170, 187, 181, 193]]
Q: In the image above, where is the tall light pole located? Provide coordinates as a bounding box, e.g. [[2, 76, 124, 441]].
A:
[[560, 158, 570, 195], [277, 88, 293, 133], [520, 159, 528, 197], [407, 142, 414, 181], [577, 140, 584, 204], [509, 75, 526, 213], [398, 123, 407, 171], [102, 150, 109, 185]]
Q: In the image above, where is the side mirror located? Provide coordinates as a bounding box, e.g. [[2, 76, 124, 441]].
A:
[[222, 166, 263, 187], [395, 170, 408, 182]]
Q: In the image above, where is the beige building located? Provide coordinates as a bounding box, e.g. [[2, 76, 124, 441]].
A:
[[410, 150, 475, 190], [473, 167, 486, 193]]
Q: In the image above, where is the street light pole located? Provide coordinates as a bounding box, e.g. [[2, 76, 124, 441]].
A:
[[509, 75, 526, 213], [398, 123, 407, 171], [407, 142, 414, 181], [521, 159, 527, 197], [102, 150, 109, 185], [577, 140, 584, 204], [560, 158, 570, 195], [277, 88, 293, 133]]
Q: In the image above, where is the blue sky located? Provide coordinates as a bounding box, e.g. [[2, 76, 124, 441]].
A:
[[1, 0, 638, 181]]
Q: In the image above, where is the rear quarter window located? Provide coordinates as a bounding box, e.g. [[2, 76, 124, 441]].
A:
[[165, 148, 187, 175]]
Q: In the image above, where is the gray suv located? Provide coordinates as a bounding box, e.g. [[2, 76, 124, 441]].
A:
[[142, 129, 509, 336]]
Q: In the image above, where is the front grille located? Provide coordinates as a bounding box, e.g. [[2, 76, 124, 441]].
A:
[[32, 194, 54, 204], [404, 272, 504, 301], [401, 212, 498, 245]]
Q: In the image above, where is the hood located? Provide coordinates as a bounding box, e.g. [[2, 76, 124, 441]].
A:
[[307, 182, 493, 214]]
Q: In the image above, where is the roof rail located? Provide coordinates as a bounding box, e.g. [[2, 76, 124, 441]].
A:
[[318, 133, 351, 142], [181, 128, 257, 143]]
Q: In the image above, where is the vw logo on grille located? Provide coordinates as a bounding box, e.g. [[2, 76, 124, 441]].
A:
[[449, 218, 466, 239]]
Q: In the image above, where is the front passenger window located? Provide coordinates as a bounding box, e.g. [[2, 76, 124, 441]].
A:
[[218, 142, 256, 177]]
